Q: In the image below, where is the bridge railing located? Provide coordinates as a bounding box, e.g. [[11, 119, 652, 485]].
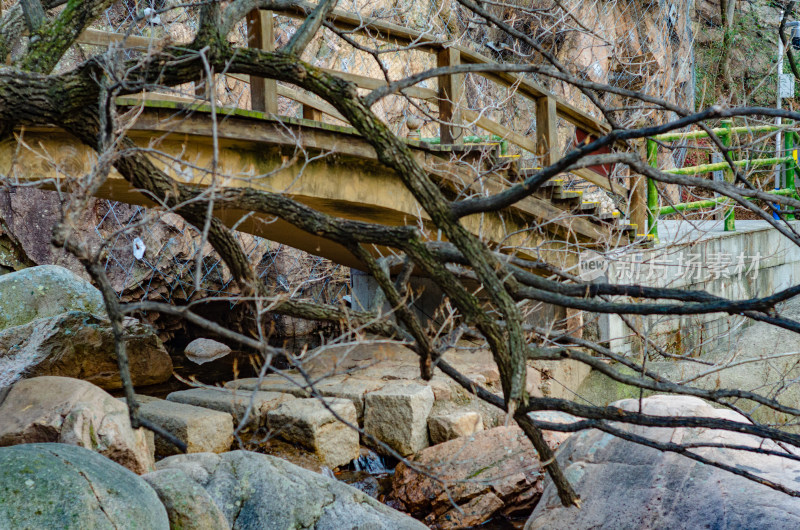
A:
[[75, 7, 630, 206], [645, 120, 799, 240]]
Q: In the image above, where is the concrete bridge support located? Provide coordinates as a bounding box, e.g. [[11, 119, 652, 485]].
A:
[[350, 269, 445, 328]]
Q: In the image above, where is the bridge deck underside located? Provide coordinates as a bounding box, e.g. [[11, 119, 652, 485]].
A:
[[2, 105, 614, 270]]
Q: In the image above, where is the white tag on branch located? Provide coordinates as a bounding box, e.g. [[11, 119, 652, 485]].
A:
[[133, 237, 146, 260]]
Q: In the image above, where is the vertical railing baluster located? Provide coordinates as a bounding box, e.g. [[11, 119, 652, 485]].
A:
[[247, 9, 278, 114], [437, 47, 463, 144], [785, 120, 795, 220]]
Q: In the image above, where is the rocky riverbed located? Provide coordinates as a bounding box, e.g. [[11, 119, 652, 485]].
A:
[[4, 266, 800, 529]]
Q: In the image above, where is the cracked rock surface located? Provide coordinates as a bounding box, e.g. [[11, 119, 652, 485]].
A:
[[0, 443, 168, 529], [156, 450, 427, 529], [527, 395, 800, 529]]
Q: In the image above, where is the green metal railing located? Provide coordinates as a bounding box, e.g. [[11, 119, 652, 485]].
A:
[[645, 120, 799, 241]]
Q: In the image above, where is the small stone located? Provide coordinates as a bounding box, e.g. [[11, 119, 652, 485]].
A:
[[267, 397, 359, 468], [364, 381, 434, 456], [166, 387, 294, 427], [136, 396, 233, 457], [184, 338, 232, 365], [428, 411, 483, 444]]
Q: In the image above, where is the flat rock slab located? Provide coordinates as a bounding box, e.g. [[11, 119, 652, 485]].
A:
[[166, 387, 294, 427], [428, 410, 483, 444], [225, 374, 314, 397], [364, 381, 434, 456], [267, 397, 359, 468], [0, 443, 168, 529], [136, 396, 233, 457]]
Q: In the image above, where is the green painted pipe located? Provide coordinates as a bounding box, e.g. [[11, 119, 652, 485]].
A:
[[653, 124, 783, 142], [658, 188, 795, 215], [785, 120, 796, 221], [663, 156, 792, 175], [646, 139, 659, 239]]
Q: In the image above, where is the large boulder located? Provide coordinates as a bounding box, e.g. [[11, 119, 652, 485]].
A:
[[526, 395, 800, 529], [0, 265, 105, 330], [167, 387, 294, 427], [0, 311, 173, 389], [0, 376, 154, 474], [391, 425, 559, 528], [0, 443, 168, 529], [156, 450, 427, 529], [143, 468, 229, 530]]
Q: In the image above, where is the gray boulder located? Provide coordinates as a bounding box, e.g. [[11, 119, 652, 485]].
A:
[[143, 468, 229, 530], [157, 450, 427, 529], [527, 395, 800, 529], [0, 443, 168, 529], [0, 312, 173, 390], [0, 265, 105, 330]]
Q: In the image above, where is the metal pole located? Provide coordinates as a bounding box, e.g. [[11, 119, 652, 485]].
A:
[[646, 139, 659, 240], [777, 11, 785, 191], [786, 120, 796, 220], [722, 120, 735, 231]]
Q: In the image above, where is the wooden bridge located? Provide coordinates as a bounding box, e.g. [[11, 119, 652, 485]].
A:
[[1, 7, 641, 270]]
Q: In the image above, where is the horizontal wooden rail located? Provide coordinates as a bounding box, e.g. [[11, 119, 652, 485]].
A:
[[275, 5, 610, 138], [77, 28, 162, 48]]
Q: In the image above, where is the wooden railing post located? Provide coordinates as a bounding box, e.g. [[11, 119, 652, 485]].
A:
[[247, 9, 278, 114], [437, 47, 463, 144], [536, 96, 558, 166]]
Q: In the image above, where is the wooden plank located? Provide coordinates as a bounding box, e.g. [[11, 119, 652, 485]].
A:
[[318, 68, 437, 101], [277, 86, 345, 122], [77, 28, 160, 48], [247, 9, 278, 114], [461, 109, 536, 153], [437, 47, 463, 144], [572, 167, 628, 196], [456, 46, 609, 139], [123, 92, 205, 105], [629, 174, 647, 234], [536, 96, 558, 166], [226, 73, 347, 121]]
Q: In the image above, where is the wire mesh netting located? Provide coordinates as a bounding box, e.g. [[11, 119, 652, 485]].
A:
[[93, 199, 349, 306]]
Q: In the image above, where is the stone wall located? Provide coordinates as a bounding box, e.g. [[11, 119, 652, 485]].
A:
[[585, 220, 800, 356]]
